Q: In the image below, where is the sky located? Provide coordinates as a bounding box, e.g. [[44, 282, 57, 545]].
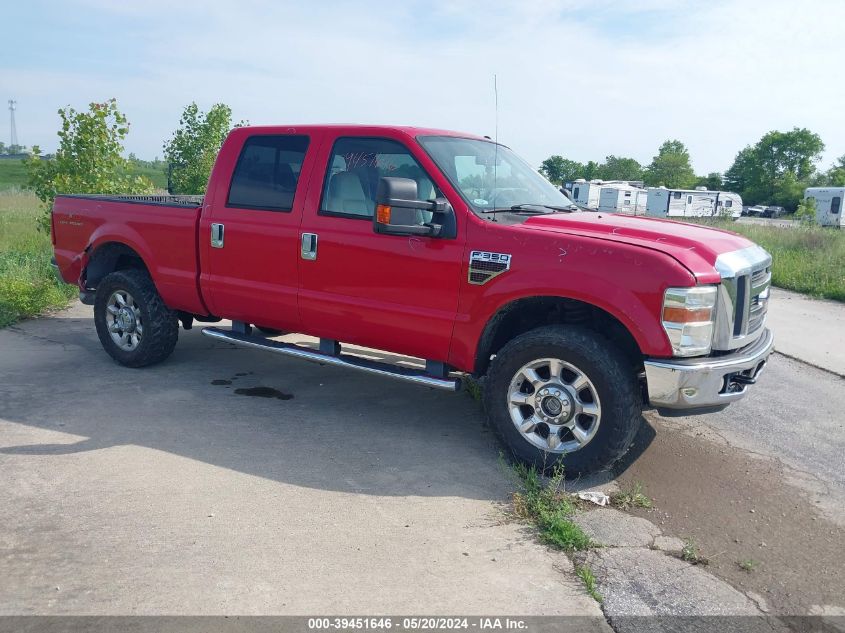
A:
[[2, 0, 844, 174]]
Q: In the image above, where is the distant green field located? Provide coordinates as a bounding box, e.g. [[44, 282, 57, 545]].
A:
[[129, 162, 168, 189], [0, 159, 28, 190], [0, 158, 168, 191]]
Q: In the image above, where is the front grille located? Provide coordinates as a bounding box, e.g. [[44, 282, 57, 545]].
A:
[[751, 267, 770, 286], [731, 265, 770, 338], [713, 245, 772, 352], [748, 295, 767, 333]]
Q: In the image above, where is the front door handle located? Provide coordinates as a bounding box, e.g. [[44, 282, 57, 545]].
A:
[[211, 223, 224, 248], [301, 233, 318, 260]]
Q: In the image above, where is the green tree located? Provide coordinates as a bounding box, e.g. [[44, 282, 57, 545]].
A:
[[597, 155, 643, 181], [0, 141, 6, 154], [825, 154, 845, 187], [724, 128, 824, 210], [25, 99, 154, 230], [794, 195, 816, 224], [583, 160, 601, 181], [644, 140, 696, 189], [539, 156, 585, 185], [695, 172, 723, 190], [163, 102, 242, 194]]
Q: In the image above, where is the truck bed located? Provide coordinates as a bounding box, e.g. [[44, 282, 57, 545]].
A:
[[56, 194, 205, 207], [52, 194, 208, 315]]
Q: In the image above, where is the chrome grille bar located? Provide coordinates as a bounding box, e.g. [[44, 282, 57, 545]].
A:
[[713, 245, 772, 351]]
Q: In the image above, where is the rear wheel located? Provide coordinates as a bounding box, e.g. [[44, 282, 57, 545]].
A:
[[94, 269, 179, 367], [484, 325, 641, 476]]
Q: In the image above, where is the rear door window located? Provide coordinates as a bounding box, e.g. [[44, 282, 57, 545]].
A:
[[832, 196, 841, 214], [227, 135, 310, 211]]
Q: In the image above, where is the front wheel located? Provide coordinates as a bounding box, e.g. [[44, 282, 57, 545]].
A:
[[484, 325, 641, 477], [94, 269, 179, 368]]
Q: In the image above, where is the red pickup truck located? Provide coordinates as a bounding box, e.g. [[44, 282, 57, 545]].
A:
[[51, 125, 773, 475]]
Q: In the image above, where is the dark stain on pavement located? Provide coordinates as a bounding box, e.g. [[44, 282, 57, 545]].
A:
[[234, 386, 293, 400]]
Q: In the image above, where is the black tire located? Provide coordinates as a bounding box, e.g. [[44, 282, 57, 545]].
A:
[[94, 269, 179, 368], [483, 325, 641, 477], [256, 327, 284, 336]]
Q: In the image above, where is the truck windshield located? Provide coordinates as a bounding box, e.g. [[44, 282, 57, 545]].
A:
[[418, 135, 574, 214]]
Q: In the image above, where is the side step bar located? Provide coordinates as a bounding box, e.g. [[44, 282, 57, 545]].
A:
[[201, 327, 461, 392]]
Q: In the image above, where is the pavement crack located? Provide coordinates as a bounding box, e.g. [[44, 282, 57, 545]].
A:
[[772, 350, 845, 380], [6, 326, 71, 348]]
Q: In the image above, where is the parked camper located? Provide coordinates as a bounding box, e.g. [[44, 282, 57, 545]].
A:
[[598, 184, 648, 215], [570, 179, 603, 209], [804, 187, 844, 228], [646, 187, 742, 219]]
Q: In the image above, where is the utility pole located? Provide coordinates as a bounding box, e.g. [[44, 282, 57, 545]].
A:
[[8, 100, 19, 148]]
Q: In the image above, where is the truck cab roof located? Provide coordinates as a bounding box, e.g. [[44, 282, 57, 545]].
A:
[[227, 124, 490, 141]]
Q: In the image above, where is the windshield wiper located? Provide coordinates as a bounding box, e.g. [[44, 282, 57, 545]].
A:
[[481, 203, 577, 214]]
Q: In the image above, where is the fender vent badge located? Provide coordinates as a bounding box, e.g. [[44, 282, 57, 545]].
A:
[[469, 251, 511, 285]]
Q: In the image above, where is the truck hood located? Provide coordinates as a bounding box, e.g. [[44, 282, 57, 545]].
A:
[[522, 212, 753, 284]]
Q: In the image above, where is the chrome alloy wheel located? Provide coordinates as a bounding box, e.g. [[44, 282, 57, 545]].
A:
[[106, 290, 143, 351], [507, 358, 602, 453]]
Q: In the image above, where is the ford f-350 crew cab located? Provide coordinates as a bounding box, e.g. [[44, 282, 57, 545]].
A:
[[51, 125, 773, 475]]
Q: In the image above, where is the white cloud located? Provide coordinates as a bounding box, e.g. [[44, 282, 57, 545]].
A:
[[4, 0, 844, 172]]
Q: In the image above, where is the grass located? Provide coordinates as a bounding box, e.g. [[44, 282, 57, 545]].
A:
[[692, 218, 845, 302], [0, 158, 168, 191], [0, 191, 78, 327], [507, 460, 592, 552], [463, 376, 483, 402], [611, 481, 653, 510], [129, 162, 168, 190], [576, 565, 603, 603], [737, 558, 758, 573], [680, 538, 708, 565], [0, 159, 28, 190]]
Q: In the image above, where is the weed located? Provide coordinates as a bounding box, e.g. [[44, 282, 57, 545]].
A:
[[611, 481, 653, 510], [688, 218, 845, 302], [508, 461, 592, 551], [680, 538, 708, 565], [737, 559, 758, 573], [576, 565, 602, 603], [463, 376, 483, 403], [0, 191, 77, 327]]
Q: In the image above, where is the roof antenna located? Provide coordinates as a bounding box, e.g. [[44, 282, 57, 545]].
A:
[[492, 74, 499, 222]]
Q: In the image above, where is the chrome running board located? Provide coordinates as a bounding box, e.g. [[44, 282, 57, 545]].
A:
[[201, 327, 461, 392]]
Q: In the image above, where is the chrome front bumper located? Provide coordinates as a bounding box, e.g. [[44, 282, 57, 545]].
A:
[[644, 328, 774, 414]]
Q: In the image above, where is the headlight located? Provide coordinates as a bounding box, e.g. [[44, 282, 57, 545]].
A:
[[662, 286, 717, 357]]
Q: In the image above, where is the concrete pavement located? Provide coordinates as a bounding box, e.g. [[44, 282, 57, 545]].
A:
[[3, 287, 845, 621], [767, 287, 845, 376], [0, 303, 605, 618]]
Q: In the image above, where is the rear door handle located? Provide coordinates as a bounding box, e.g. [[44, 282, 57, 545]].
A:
[[301, 233, 318, 260], [211, 223, 224, 248]]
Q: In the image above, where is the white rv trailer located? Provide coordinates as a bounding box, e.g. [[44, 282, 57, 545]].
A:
[[570, 179, 603, 209], [803, 187, 844, 227], [570, 179, 632, 209], [598, 184, 648, 215], [646, 187, 742, 219]]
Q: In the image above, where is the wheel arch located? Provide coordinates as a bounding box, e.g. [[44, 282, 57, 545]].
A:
[[84, 241, 151, 289], [473, 295, 645, 377]]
